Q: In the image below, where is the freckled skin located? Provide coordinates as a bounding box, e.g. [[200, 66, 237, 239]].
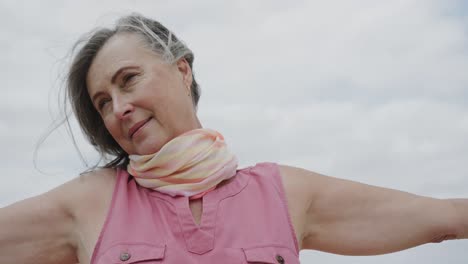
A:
[[86, 32, 202, 155]]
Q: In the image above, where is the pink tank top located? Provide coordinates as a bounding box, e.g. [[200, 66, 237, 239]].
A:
[[90, 162, 300, 264]]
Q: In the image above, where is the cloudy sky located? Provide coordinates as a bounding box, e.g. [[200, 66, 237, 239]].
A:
[[1, 0, 467, 263]]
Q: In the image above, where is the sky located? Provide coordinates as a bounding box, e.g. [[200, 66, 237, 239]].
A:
[[1, 0, 467, 263]]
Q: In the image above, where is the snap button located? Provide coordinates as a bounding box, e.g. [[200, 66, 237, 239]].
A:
[[276, 254, 285, 264], [119, 252, 131, 261]]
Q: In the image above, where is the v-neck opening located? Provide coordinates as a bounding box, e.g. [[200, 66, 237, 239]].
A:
[[188, 196, 204, 228], [142, 166, 253, 254]]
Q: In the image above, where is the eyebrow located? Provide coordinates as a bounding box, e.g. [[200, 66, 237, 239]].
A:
[[110, 65, 139, 84], [90, 65, 140, 105]]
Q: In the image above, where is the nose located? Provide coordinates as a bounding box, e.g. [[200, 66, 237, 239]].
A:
[[113, 96, 134, 120]]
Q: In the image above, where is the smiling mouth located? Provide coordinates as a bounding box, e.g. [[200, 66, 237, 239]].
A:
[[129, 117, 151, 138]]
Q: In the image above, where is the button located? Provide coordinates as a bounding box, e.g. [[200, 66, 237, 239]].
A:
[[120, 252, 131, 261], [276, 254, 285, 264]]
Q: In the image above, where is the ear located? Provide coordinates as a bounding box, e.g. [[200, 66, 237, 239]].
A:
[[176, 58, 193, 91]]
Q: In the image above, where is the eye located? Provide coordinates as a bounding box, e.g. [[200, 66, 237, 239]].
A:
[[97, 98, 111, 111], [122, 72, 138, 86]]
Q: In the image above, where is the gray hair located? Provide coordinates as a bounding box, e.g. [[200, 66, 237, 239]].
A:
[[67, 13, 201, 169]]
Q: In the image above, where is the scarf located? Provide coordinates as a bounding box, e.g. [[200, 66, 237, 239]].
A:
[[127, 128, 238, 200]]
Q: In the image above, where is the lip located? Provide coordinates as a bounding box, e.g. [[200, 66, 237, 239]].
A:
[[128, 117, 151, 139]]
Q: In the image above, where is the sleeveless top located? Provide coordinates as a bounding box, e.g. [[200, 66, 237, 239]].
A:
[[90, 162, 301, 264]]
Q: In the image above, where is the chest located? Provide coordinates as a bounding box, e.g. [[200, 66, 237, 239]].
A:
[[76, 173, 307, 263]]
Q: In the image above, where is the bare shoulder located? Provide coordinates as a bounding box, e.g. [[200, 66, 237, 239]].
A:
[[66, 168, 118, 262], [47, 167, 117, 234], [66, 168, 117, 216], [68, 168, 117, 200], [0, 168, 117, 264], [277, 164, 323, 250], [277, 164, 321, 207]]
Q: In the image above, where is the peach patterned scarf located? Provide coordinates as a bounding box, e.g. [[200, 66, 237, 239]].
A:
[[127, 128, 238, 200]]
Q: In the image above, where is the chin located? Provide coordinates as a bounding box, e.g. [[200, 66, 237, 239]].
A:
[[136, 138, 168, 155], [135, 146, 162, 155]]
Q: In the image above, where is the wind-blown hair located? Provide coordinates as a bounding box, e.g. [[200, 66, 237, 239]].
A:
[[67, 13, 200, 168]]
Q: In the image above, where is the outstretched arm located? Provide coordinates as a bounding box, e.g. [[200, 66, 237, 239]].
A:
[[280, 165, 466, 255]]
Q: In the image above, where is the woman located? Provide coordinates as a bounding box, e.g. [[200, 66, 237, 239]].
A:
[[0, 14, 467, 264]]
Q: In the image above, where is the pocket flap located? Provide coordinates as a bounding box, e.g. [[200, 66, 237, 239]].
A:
[[242, 245, 299, 263], [97, 243, 166, 264]]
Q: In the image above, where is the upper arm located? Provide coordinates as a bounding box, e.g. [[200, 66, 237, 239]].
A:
[[279, 164, 460, 256], [0, 181, 78, 263]]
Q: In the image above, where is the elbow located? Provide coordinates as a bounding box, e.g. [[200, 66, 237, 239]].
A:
[[446, 198, 468, 240], [430, 234, 457, 243], [430, 199, 465, 243]]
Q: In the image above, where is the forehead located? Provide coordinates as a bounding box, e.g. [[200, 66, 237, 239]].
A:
[[86, 33, 159, 91]]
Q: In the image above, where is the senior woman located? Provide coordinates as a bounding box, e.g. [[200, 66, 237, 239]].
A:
[[1, 14, 467, 264]]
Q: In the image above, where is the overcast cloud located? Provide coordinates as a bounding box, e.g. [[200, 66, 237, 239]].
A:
[[1, 0, 467, 263]]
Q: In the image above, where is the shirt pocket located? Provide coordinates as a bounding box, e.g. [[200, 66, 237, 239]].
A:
[[96, 243, 166, 264], [242, 245, 299, 264]]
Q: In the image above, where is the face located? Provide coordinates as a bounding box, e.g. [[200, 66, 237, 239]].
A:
[[87, 33, 201, 155]]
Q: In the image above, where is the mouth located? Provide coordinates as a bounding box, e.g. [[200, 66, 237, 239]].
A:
[[128, 117, 152, 139]]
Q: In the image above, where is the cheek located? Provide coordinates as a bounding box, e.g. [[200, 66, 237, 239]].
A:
[[103, 118, 132, 152], [102, 117, 121, 139], [143, 92, 171, 118]]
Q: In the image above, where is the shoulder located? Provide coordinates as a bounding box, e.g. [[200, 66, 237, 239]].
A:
[[276, 164, 323, 249], [0, 168, 118, 264], [249, 163, 320, 203], [43, 168, 118, 224], [70, 168, 117, 193], [65, 168, 118, 217], [277, 164, 321, 205], [35, 168, 117, 216], [49, 168, 118, 262]]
